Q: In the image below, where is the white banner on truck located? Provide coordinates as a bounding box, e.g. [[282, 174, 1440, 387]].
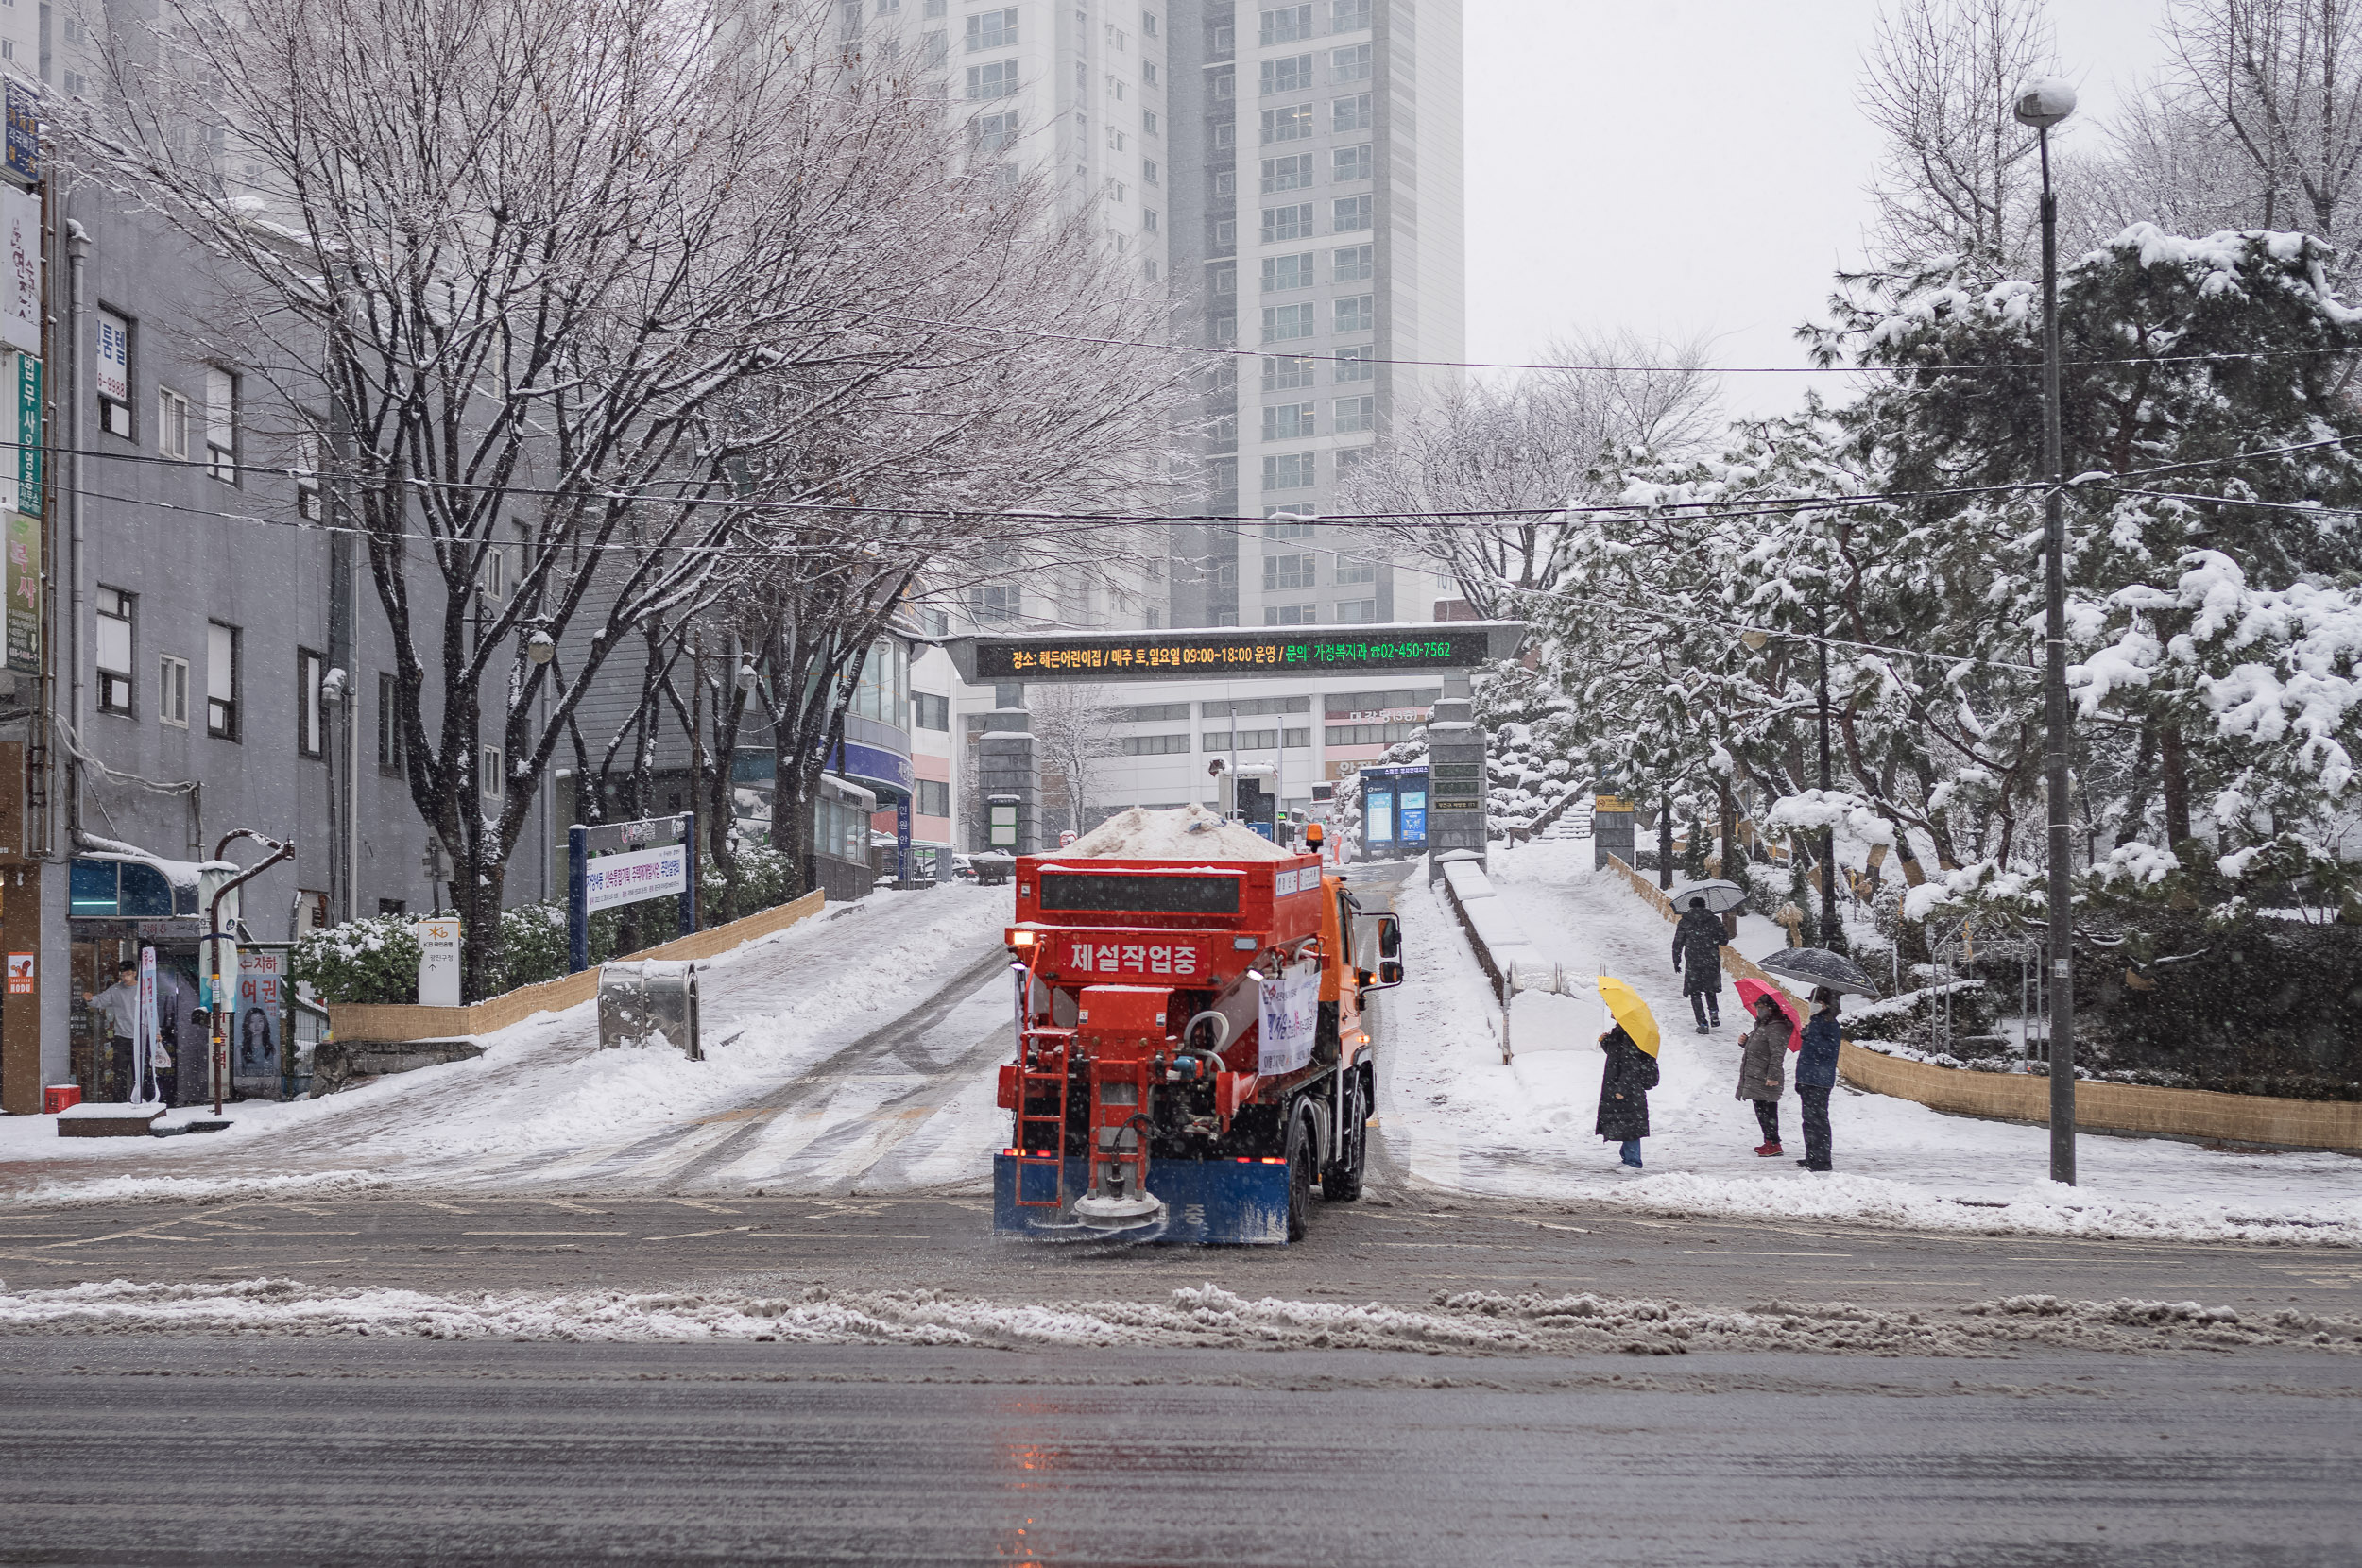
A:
[[583, 842, 689, 913], [1257, 962, 1320, 1076]]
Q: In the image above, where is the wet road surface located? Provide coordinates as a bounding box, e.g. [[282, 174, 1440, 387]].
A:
[[0, 1337, 2353, 1567]]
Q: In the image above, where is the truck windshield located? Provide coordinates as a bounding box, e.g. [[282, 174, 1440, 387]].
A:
[[1038, 873, 1241, 915]]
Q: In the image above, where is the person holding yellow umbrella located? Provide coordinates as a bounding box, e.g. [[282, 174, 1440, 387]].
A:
[[1595, 976, 1662, 1171]]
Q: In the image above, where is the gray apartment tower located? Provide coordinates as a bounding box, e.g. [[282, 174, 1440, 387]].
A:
[[1164, 0, 1463, 630]]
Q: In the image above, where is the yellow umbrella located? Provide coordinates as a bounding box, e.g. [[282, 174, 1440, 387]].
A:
[[1597, 975, 1661, 1058]]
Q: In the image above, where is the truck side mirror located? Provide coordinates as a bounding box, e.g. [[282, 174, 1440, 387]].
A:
[[1359, 914, 1404, 991]]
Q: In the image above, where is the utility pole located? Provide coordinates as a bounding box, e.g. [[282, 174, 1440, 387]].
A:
[[2018, 77, 2080, 1185]]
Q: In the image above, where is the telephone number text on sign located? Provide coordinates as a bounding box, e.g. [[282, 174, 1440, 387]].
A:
[[584, 844, 689, 912], [976, 633, 1479, 681]]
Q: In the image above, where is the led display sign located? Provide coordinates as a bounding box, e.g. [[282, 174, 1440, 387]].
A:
[[962, 625, 1513, 683]]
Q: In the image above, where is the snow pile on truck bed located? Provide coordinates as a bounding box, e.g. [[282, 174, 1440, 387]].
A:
[[1062, 805, 1293, 861]]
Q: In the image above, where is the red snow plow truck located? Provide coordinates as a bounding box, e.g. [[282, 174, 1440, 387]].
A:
[[992, 807, 1403, 1243]]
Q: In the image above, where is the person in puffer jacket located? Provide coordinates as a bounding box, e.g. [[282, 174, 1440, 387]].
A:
[[1795, 987, 1842, 1172]]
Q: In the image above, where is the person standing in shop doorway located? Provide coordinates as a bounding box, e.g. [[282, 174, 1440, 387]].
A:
[[83, 961, 141, 1101]]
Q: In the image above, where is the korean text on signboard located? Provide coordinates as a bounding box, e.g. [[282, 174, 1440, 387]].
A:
[[6, 507, 35, 675], [233, 949, 284, 1084], [583, 842, 689, 913], [971, 629, 1489, 683], [3, 78, 36, 185]]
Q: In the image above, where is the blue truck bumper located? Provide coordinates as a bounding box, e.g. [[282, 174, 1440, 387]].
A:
[[992, 1153, 1292, 1245]]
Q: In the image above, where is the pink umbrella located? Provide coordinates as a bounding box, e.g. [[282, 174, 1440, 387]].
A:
[[1736, 977, 1803, 1052]]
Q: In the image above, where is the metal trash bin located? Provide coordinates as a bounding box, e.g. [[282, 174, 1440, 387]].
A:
[[598, 961, 702, 1059]]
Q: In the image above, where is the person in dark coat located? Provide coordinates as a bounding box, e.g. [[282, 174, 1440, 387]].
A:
[[1736, 993, 1788, 1156], [1595, 1023, 1659, 1170], [1671, 896, 1724, 1032], [1795, 987, 1842, 1171]]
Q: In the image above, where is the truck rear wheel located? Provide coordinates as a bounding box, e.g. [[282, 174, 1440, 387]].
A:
[[1321, 1065, 1367, 1202], [1285, 1110, 1314, 1241]]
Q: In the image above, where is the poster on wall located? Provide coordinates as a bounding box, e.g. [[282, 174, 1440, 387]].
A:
[[232, 947, 284, 1094]]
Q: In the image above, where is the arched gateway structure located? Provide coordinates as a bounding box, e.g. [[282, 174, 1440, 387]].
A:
[[944, 622, 1527, 864]]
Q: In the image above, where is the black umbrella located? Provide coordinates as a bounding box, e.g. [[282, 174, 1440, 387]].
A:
[[1668, 878, 1747, 914], [1755, 946, 1880, 997]]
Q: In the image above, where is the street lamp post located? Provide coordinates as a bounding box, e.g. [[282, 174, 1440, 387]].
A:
[[2016, 76, 2079, 1185]]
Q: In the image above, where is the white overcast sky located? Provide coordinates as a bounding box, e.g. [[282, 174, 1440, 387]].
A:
[[1464, 0, 2176, 417]]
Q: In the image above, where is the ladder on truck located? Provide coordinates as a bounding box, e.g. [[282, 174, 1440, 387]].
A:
[[1014, 1026, 1074, 1208]]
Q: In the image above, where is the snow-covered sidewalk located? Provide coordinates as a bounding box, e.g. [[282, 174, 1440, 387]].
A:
[[1378, 839, 2362, 1246], [0, 884, 1015, 1203]]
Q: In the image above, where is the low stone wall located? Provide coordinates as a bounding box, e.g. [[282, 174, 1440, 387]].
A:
[[1838, 1042, 2362, 1154], [329, 888, 827, 1046]]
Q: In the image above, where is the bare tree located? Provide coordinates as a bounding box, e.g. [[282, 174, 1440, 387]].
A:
[[1031, 684, 1122, 838], [2158, 0, 2362, 270], [71, 0, 1177, 990], [1860, 0, 2059, 272], [1338, 332, 1719, 617]]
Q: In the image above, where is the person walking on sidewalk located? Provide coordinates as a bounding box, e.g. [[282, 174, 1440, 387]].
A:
[[1671, 895, 1724, 1033], [1796, 987, 1842, 1171], [1595, 1022, 1659, 1171], [1737, 992, 1789, 1156]]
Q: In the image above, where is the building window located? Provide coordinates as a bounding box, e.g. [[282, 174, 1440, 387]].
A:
[[967, 60, 1018, 98], [1207, 216, 1238, 257], [1209, 261, 1238, 298], [205, 366, 238, 482], [971, 585, 1017, 623], [1260, 202, 1313, 241], [1334, 444, 1372, 476], [966, 7, 1017, 49], [1144, 206, 1160, 231], [916, 778, 952, 815], [1261, 153, 1314, 192], [1259, 104, 1312, 144], [1212, 164, 1237, 197], [1332, 143, 1372, 183], [377, 672, 403, 775], [1260, 251, 1314, 292], [1331, 42, 1372, 80], [1331, 0, 1371, 31], [915, 691, 950, 731], [1144, 158, 1160, 184], [1122, 702, 1193, 723], [1263, 452, 1316, 490], [1259, 4, 1312, 44], [918, 29, 948, 67], [296, 647, 325, 758], [973, 111, 1018, 152], [1334, 554, 1377, 585], [1335, 344, 1376, 381], [1332, 194, 1372, 231], [1208, 312, 1239, 346], [1333, 394, 1376, 433], [1334, 293, 1374, 333], [1144, 10, 1159, 37], [1263, 354, 1315, 390], [1263, 517, 1315, 538], [1330, 599, 1378, 623], [159, 654, 189, 727], [1260, 54, 1312, 95], [482, 745, 505, 800], [1333, 242, 1373, 281], [94, 588, 133, 715], [1332, 92, 1373, 132], [837, 0, 862, 37], [1263, 552, 1315, 590], [1107, 176, 1128, 199], [1120, 732, 1191, 757], [206, 622, 239, 740], [295, 428, 323, 520], [1262, 401, 1315, 440], [157, 387, 190, 461], [1143, 60, 1159, 86], [925, 0, 945, 12], [1260, 606, 1314, 628], [876, 0, 899, 12], [1261, 303, 1315, 342], [95, 310, 133, 439]]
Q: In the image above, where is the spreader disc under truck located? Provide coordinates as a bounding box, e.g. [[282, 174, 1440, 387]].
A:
[[992, 847, 1403, 1243]]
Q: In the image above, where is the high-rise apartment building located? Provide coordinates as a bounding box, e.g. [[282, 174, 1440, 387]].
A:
[[1164, 0, 1462, 631]]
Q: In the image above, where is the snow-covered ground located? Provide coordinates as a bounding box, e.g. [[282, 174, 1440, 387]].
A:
[[0, 885, 1017, 1203], [1377, 838, 2362, 1246]]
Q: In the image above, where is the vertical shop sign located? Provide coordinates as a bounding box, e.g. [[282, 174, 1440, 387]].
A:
[[6, 507, 35, 676], [0, 186, 35, 356], [233, 948, 284, 1091], [2, 78, 36, 186]]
